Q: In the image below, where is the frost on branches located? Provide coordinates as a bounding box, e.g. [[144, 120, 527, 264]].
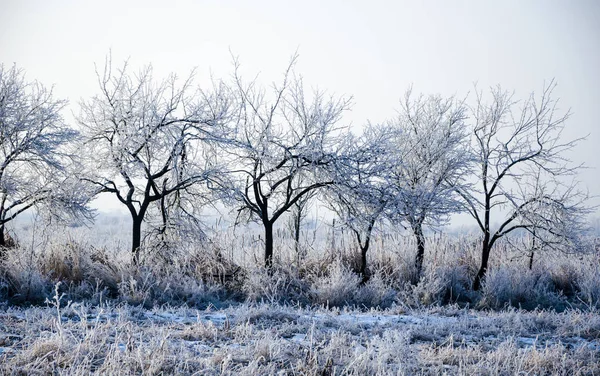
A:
[[219, 55, 351, 267], [78, 56, 233, 264], [457, 82, 591, 290], [0, 64, 92, 252], [385, 90, 470, 279]]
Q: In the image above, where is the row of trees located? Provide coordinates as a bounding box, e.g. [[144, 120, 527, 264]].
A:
[[0, 56, 591, 289]]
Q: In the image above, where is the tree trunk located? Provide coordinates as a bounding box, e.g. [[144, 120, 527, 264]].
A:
[[0, 224, 5, 260], [413, 223, 425, 280], [359, 241, 370, 283], [474, 193, 493, 291], [132, 217, 143, 265], [528, 250, 535, 270], [473, 234, 490, 291], [264, 221, 274, 268], [528, 229, 536, 270]]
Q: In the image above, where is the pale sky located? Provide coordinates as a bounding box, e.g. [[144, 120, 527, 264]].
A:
[[2, 0, 599, 221]]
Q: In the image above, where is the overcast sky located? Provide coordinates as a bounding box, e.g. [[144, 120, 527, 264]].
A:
[[2, 0, 599, 221]]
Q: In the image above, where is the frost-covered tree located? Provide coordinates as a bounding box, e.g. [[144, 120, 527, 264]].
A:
[[457, 82, 590, 290], [78, 57, 232, 264], [517, 167, 590, 270], [386, 90, 470, 279], [221, 55, 351, 267], [326, 125, 393, 279], [0, 64, 91, 250]]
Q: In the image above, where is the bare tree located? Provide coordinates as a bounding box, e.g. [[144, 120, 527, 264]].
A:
[[0, 64, 91, 251], [78, 56, 231, 264], [385, 90, 470, 279], [326, 125, 392, 279], [457, 82, 590, 290], [221, 55, 351, 267]]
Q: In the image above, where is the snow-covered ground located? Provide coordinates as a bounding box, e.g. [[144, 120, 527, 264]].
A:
[[1, 303, 598, 375]]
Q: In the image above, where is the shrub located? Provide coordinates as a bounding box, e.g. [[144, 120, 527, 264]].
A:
[[479, 266, 565, 310], [310, 260, 361, 307], [575, 261, 600, 308], [242, 266, 309, 305], [400, 264, 473, 307]]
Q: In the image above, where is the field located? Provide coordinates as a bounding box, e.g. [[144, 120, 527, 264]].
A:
[[0, 215, 599, 375], [1, 300, 599, 375]]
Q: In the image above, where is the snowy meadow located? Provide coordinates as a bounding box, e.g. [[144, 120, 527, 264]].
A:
[[0, 215, 599, 375]]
